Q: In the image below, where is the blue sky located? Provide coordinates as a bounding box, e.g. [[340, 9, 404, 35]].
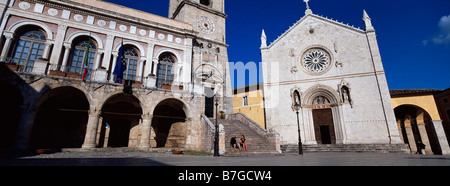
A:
[[104, 0, 450, 90]]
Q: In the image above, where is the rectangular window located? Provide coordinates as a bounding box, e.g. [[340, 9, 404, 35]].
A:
[[242, 95, 249, 107]]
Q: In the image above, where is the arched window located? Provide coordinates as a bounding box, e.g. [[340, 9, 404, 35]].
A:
[[12, 30, 46, 72], [123, 47, 139, 81], [156, 54, 176, 88], [68, 39, 96, 80]]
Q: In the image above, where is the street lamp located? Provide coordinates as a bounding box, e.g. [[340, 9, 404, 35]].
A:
[[214, 96, 220, 157], [294, 102, 303, 155]]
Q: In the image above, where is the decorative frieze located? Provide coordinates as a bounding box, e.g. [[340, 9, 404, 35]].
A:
[[16, 0, 185, 45]]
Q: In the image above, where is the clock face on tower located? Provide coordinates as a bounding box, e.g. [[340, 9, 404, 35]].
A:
[[197, 16, 215, 34]]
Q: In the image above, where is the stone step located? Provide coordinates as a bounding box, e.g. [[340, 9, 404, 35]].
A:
[[281, 144, 410, 153], [212, 118, 279, 154]]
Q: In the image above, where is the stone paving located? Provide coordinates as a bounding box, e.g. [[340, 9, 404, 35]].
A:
[[1, 150, 450, 166]]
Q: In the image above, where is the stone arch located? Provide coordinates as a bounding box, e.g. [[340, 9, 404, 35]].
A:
[[394, 104, 441, 155], [30, 86, 90, 149], [113, 40, 146, 57], [99, 93, 143, 148], [67, 31, 103, 49], [302, 84, 343, 144], [302, 84, 340, 106], [155, 48, 182, 63], [9, 20, 53, 40]]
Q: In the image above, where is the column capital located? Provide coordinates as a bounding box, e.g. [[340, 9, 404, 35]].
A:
[[107, 34, 115, 40], [142, 113, 153, 120], [97, 48, 105, 54], [3, 31, 14, 39], [63, 42, 72, 49], [58, 24, 68, 31]]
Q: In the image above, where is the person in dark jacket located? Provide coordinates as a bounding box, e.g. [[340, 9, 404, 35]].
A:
[[230, 136, 241, 152]]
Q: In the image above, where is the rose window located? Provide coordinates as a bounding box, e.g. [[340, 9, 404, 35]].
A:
[[301, 48, 331, 74]]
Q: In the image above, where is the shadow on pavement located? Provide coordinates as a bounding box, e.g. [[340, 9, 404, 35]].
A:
[[0, 157, 171, 166]]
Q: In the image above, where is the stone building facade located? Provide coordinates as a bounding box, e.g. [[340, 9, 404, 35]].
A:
[[232, 83, 265, 129], [0, 0, 232, 152], [261, 6, 404, 146]]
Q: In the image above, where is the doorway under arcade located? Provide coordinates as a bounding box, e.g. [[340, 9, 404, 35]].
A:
[[98, 93, 143, 148], [151, 98, 187, 148]]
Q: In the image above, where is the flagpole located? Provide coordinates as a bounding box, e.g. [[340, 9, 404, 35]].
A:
[[113, 38, 126, 84], [82, 32, 92, 82]]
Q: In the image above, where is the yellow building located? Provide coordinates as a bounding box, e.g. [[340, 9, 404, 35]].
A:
[[390, 89, 450, 155], [232, 83, 265, 129]]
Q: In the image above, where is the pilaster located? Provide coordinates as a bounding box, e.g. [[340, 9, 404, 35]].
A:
[[49, 24, 68, 65], [138, 114, 152, 151], [82, 109, 100, 149], [432, 120, 450, 155]]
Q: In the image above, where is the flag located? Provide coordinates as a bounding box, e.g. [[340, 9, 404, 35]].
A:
[[113, 41, 126, 83], [82, 35, 91, 82]]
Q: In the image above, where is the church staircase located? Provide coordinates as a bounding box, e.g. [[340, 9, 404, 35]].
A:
[[209, 113, 280, 156], [281, 144, 410, 154]]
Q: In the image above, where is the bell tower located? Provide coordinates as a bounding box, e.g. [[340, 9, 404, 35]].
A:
[[168, 0, 233, 115], [169, 0, 226, 43]]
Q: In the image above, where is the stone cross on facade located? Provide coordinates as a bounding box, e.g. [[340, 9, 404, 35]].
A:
[[303, 0, 313, 15], [304, 0, 310, 10]]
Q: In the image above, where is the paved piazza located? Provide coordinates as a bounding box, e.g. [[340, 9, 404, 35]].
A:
[[1, 151, 450, 166]]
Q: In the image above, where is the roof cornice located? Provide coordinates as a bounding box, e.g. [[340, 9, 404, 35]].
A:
[[263, 13, 366, 50]]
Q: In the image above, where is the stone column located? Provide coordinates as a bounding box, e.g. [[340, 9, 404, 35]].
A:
[[417, 123, 432, 154], [152, 58, 159, 75], [61, 42, 72, 71], [138, 57, 146, 81], [95, 49, 104, 69], [219, 123, 226, 155], [144, 43, 155, 76], [42, 41, 53, 59], [303, 107, 316, 145], [109, 52, 118, 82], [432, 120, 450, 155], [82, 110, 100, 149], [103, 125, 111, 147], [49, 25, 68, 65], [0, 32, 14, 60], [405, 122, 417, 153], [102, 35, 115, 69], [138, 115, 152, 151]]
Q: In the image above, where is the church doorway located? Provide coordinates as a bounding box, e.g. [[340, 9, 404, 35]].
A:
[[312, 96, 336, 144], [30, 87, 89, 150], [152, 99, 187, 148], [204, 87, 215, 118], [100, 93, 142, 148]]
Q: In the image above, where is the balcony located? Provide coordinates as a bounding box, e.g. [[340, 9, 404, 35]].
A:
[[0, 58, 190, 93]]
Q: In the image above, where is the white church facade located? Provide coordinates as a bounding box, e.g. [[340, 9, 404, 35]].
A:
[[261, 5, 404, 147]]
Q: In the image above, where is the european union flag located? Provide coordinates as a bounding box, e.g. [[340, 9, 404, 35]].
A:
[[113, 42, 126, 83]]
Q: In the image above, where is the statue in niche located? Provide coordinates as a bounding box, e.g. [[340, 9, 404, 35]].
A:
[[341, 86, 353, 108]]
